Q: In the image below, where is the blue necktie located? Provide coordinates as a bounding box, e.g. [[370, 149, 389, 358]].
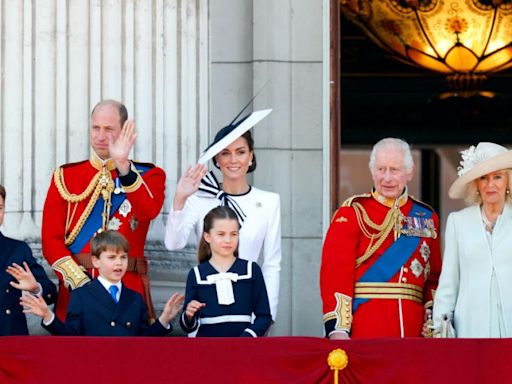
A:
[[109, 285, 119, 303]]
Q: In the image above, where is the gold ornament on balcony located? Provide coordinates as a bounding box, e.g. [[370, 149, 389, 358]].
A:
[[340, 0, 512, 97]]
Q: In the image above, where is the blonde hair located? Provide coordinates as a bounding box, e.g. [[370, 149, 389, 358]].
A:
[[464, 169, 512, 205]]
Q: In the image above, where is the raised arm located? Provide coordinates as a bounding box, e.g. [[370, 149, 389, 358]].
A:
[[164, 168, 206, 251]]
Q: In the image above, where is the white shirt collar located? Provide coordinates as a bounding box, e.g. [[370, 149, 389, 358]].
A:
[[97, 275, 122, 298]]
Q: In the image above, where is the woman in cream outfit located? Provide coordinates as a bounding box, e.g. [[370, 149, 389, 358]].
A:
[[433, 142, 512, 337]]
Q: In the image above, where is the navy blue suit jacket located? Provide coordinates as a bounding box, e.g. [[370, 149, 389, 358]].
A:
[[0, 232, 57, 335], [44, 279, 170, 336]]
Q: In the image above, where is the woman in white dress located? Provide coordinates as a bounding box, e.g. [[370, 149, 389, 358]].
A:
[[165, 115, 281, 321], [433, 142, 512, 337]]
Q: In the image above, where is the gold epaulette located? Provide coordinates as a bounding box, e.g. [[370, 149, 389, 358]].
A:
[[341, 193, 371, 207]]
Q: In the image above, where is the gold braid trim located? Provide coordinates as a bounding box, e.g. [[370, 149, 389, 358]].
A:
[[353, 202, 402, 267], [54, 168, 101, 203], [53, 166, 114, 246], [122, 163, 154, 198], [64, 182, 103, 246], [334, 293, 352, 331], [52, 256, 90, 290], [323, 293, 353, 332]]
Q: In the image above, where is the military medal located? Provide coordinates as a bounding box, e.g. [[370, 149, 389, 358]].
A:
[[401, 214, 437, 239], [420, 241, 430, 262], [108, 217, 122, 231], [114, 178, 123, 195], [410, 258, 424, 278], [130, 216, 138, 231], [119, 200, 132, 218], [424, 261, 431, 280]]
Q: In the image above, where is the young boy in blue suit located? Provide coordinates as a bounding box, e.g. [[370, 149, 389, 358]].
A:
[[1, 184, 57, 335], [20, 230, 184, 336]]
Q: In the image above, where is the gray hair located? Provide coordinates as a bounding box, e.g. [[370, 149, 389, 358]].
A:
[[464, 169, 512, 205], [369, 138, 414, 174]]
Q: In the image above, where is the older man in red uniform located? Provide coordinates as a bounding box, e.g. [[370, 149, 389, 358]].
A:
[[320, 138, 441, 338], [42, 100, 165, 321]]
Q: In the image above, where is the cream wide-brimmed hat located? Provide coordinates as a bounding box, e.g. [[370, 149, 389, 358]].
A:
[[449, 142, 512, 199]]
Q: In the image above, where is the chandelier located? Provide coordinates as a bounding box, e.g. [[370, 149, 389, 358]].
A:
[[340, 0, 512, 96]]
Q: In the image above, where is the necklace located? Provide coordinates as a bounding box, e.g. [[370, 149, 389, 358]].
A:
[[481, 209, 498, 234]]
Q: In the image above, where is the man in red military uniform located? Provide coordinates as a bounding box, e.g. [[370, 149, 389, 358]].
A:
[[42, 100, 165, 321], [320, 138, 441, 338]]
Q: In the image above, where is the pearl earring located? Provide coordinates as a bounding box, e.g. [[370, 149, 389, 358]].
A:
[[249, 161, 253, 166], [216, 163, 220, 167], [476, 190, 480, 195], [507, 189, 510, 195]]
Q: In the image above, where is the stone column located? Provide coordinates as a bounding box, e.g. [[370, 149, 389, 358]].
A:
[[0, 0, 210, 331], [210, 0, 325, 336]]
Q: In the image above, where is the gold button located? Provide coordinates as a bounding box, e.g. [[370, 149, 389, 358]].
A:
[[110, 321, 116, 327], [5, 309, 11, 315], [401, 277, 407, 283], [126, 322, 132, 328], [403, 268, 409, 273]]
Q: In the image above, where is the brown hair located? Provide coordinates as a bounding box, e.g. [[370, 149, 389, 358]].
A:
[[0, 184, 5, 201], [197, 206, 240, 263], [213, 130, 257, 173], [91, 99, 128, 128], [91, 230, 129, 258]]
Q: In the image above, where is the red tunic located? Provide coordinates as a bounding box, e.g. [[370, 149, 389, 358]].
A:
[[42, 156, 165, 321], [320, 192, 441, 338]]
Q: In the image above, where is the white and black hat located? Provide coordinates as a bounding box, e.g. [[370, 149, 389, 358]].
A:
[[197, 109, 272, 165]]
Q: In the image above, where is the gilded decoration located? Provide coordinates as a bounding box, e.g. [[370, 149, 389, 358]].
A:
[[340, 0, 512, 87]]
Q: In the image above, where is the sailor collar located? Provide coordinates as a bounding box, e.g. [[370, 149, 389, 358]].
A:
[[90, 151, 116, 171], [371, 187, 408, 208]]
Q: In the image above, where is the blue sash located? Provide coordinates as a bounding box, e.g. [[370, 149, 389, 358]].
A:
[[352, 202, 432, 312], [68, 164, 151, 254]]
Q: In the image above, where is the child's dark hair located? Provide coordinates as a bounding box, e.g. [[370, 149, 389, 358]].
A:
[[91, 230, 129, 258], [197, 206, 240, 263], [0, 184, 5, 201]]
